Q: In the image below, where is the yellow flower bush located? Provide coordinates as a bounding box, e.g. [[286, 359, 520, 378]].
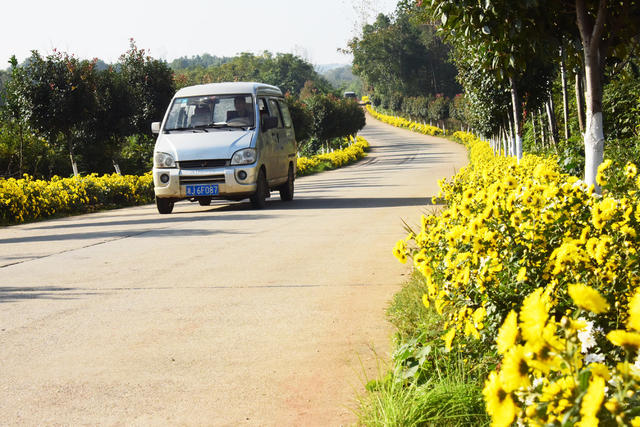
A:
[[0, 172, 153, 225], [485, 285, 640, 426], [296, 136, 369, 176], [389, 128, 640, 424], [366, 105, 444, 136], [395, 131, 639, 349]]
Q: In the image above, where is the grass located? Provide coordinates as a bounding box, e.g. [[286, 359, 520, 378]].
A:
[[355, 271, 490, 426], [356, 354, 488, 426]]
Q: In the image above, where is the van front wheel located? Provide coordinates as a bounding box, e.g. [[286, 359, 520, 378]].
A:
[[156, 197, 174, 214], [250, 169, 268, 209]]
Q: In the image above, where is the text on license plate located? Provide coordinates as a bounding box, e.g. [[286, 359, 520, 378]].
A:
[[186, 184, 219, 196]]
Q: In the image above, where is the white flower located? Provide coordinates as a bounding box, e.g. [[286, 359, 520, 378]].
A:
[[585, 353, 605, 364], [577, 319, 597, 353], [633, 354, 640, 377]]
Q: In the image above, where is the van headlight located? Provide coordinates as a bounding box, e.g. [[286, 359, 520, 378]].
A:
[[154, 152, 176, 168], [231, 148, 256, 165]]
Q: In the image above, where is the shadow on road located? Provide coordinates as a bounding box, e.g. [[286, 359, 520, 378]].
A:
[[26, 213, 274, 231], [0, 286, 99, 303], [271, 196, 436, 210], [0, 227, 246, 245]]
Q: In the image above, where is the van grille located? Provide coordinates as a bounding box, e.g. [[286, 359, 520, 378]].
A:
[[180, 174, 226, 185], [178, 159, 229, 168]]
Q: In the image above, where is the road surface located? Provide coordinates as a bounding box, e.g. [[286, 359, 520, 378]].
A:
[[0, 114, 468, 426]]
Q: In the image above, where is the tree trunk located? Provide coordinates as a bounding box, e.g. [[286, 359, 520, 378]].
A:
[[19, 123, 24, 176], [507, 114, 515, 157], [539, 108, 547, 149], [70, 153, 79, 177], [531, 111, 537, 147], [65, 134, 79, 177], [576, 0, 607, 190], [509, 76, 523, 161], [560, 45, 571, 140], [575, 68, 586, 133], [546, 98, 559, 148], [502, 128, 507, 157]]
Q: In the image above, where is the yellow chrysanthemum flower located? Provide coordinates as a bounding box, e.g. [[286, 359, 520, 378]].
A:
[[392, 239, 407, 264], [596, 159, 612, 186], [627, 289, 640, 331], [483, 372, 517, 427], [607, 330, 640, 350], [517, 266, 527, 282], [497, 310, 518, 355], [588, 363, 611, 381], [422, 294, 430, 309], [499, 345, 530, 392], [520, 288, 549, 345], [625, 162, 637, 179], [579, 376, 605, 423], [568, 284, 610, 314], [442, 328, 456, 352]]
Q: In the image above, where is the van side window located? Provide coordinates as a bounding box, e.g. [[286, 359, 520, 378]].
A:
[[277, 100, 293, 128], [267, 99, 284, 128], [258, 98, 268, 115]]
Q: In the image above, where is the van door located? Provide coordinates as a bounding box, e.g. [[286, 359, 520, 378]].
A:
[[258, 97, 278, 184], [267, 98, 288, 182], [276, 99, 297, 175]]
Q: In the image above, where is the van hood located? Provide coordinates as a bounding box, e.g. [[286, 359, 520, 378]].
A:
[[155, 130, 254, 161]]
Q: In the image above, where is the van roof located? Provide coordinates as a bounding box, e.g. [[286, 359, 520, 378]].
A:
[[174, 82, 283, 98]]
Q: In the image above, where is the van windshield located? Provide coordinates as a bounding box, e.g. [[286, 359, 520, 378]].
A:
[[164, 94, 255, 131]]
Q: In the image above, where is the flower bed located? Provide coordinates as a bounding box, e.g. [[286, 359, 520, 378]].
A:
[[296, 136, 369, 176], [393, 130, 640, 425], [366, 105, 444, 136], [1, 173, 154, 225]]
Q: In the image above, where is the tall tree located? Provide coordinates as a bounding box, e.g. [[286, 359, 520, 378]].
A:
[[422, 0, 558, 161], [571, 0, 640, 188], [348, 4, 460, 103], [15, 51, 99, 175], [118, 39, 175, 136], [422, 0, 640, 186]]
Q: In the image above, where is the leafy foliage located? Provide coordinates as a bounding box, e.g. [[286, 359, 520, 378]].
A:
[[348, 3, 460, 104], [172, 51, 331, 96], [0, 41, 175, 178]]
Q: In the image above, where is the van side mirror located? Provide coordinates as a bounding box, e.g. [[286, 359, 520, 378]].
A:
[[151, 122, 161, 134], [261, 116, 278, 132]]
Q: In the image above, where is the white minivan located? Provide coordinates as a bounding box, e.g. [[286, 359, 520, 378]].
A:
[[151, 82, 297, 214]]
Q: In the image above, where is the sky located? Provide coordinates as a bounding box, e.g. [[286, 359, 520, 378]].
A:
[[1, 0, 398, 68]]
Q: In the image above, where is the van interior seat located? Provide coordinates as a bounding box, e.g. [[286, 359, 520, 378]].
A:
[[191, 107, 210, 126]]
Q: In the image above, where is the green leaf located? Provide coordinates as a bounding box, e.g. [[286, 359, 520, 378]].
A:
[[578, 369, 592, 391]]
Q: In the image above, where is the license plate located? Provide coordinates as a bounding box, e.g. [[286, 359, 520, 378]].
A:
[[186, 184, 219, 197]]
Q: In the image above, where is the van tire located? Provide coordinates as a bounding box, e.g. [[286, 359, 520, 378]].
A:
[[156, 197, 174, 214], [250, 169, 268, 209], [279, 165, 294, 201]]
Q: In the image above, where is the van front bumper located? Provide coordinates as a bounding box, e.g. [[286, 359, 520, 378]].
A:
[[153, 165, 259, 198]]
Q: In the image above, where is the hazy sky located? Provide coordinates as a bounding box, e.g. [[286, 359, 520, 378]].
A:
[[1, 0, 398, 67]]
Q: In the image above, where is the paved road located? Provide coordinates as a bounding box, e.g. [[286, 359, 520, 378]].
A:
[[0, 115, 468, 426]]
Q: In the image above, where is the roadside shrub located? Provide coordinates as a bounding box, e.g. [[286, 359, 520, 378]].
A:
[[390, 129, 640, 425], [296, 136, 369, 176], [0, 172, 153, 225], [484, 285, 640, 426], [366, 105, 444, 136]]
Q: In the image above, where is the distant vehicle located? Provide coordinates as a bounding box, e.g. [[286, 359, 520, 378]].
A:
[[343, 91, 357, 100], [151, 82, 297, 214]]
